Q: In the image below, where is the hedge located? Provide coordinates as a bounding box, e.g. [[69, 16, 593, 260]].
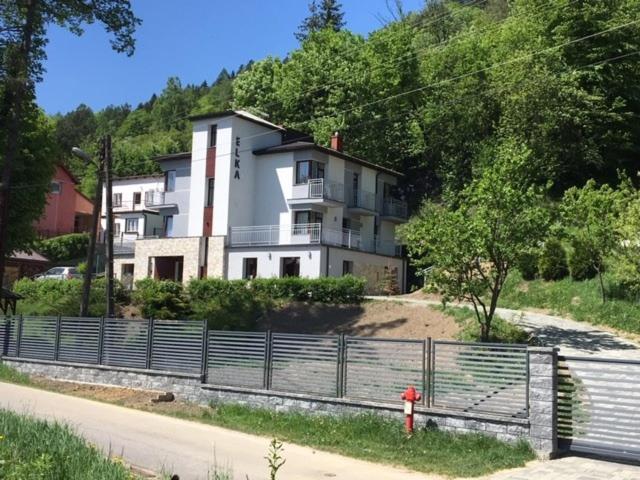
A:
[[36, 233, 89, 263]]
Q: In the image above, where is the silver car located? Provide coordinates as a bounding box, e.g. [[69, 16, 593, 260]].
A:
[[35, 266, 82, 281]]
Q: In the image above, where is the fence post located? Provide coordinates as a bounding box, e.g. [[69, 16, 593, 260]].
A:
[[98, 316, 105, 365], [200, 320, 209, 383], [54, 315, 62, 361], [146, 317, 154, 370], [527, 347, 558, 459], [422, 338, 429, 407], [336, 334, 346, 398], [263, 330, 272, 390], [1, 317, 10, 357], [430, 339, 436, 407], [16, 314, 23, 357]]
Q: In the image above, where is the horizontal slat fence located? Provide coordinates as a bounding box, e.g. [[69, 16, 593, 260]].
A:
[[0, 316, 534, 420], [58, 316, 101, 364], [344, 337, 425, 403], [431, 341, 528, 418], [207, 331, 267, 388], [151, 319, 204, 373], [558, 356, 640, 461], [270, 333, 340, 397]]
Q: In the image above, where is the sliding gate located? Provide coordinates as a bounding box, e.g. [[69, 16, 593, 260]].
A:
[[558, 355, 640, 462]]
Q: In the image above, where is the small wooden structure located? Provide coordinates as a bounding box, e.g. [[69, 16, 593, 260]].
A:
[[0, 288, 22, 315]]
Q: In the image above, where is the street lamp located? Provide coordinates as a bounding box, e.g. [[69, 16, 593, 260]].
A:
[[71, 146, 103, 317]]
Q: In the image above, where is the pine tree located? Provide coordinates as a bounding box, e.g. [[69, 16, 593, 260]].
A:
[[295, 0, 346, 42]]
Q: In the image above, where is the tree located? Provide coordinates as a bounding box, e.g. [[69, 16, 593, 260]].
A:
[[561, 179, 629, 302], [401, 142, 549, 341], [295, 0, 346, 42], [0, 0, 140, 285]]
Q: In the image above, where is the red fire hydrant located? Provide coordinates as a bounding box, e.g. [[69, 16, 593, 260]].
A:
[[401, 385, 421, 435]]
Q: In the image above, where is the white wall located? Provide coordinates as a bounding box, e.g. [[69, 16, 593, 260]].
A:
[[187, 120, 214, 236], [326, 247, 405, 293], [101, 177, 163, 234], [253, 152, 293, 226], [227, 247, 323, 280]]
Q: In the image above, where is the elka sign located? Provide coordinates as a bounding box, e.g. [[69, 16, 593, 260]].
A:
[[234, 136, 241, 180]]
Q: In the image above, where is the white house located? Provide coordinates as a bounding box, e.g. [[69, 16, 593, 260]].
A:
[[105, 110, 408, 292]]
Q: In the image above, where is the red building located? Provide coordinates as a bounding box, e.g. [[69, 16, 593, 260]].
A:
[[35, 165, 94, 238]]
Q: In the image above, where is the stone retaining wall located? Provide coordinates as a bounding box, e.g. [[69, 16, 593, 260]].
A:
[[2, 357, 545, 454]]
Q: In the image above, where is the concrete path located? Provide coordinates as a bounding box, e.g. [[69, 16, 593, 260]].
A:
[[366, 296, 640, 358], [2, 382, 639, 480]]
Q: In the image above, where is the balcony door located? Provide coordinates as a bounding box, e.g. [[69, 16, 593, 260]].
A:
[[293, 210, 322, 243], [295, 160, 325, 185]]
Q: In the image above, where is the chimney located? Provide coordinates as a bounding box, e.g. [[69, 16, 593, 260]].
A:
[[331, 131, 343, 152]]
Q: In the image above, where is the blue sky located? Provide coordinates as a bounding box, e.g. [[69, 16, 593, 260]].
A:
[[37, 0, 425, 115]]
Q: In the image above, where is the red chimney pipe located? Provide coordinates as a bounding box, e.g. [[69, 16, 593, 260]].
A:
[[331, 131, 343, 152]]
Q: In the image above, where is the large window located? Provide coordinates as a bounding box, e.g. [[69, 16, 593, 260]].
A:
[[209, 124, 217, 147], [281, 257, 300, 278], [113, 193, 122, 207], [243, 258, 258, 279], [125, 218, 138, 233], [165, 170, 176, 192], [295, 160, 325, 184], [294, 210, 323, 225], [206, 178, 215, 207]]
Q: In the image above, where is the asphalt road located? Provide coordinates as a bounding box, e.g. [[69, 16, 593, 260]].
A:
[[0, 382, 439, 480]]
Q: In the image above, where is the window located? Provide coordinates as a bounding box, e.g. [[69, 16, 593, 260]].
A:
[[243, 258, 258, 279], [113, 222, 121, 237], [133, 192, 141, 205], [163, 216, 174, 237], [125, 218, 138, 233], [113, 193, 122, 207], [343, 261, 353, 275], [206, 178, 215, 207], [209, 124, 217, 147], [50, 181, 61, 194], [295, 160, 325, 184], [294, 210, 323, 225], [165, 170, 176, 192], [281, 257, 300, 277], [352, 173, 359, 204]]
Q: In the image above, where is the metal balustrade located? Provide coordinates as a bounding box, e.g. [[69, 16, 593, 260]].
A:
[[0, 315, 532, 419], [291, 178, 345, 203]]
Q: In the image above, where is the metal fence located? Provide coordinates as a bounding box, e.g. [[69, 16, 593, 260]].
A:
[[0, 315, 531, 419]]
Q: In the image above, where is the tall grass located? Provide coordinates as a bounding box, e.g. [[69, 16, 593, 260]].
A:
[[500, 271, 640, 334], [0, 409, 136, 479]]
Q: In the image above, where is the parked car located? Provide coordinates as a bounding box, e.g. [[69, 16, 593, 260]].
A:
[[34, 266, 82, 281]]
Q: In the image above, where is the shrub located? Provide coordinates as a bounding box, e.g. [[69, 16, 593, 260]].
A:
[[36, 233, 89, 263], [569, 239, 598, 281], [538, 239, 569, 281], [13, 277, 114, 317], [132, 278, 188, 319], [251, 276, 366, 303], [516, 252, 538, 281]]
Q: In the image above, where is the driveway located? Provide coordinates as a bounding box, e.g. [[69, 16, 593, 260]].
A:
[[1, 383, 639, 480], [367, 297, 640, 358]]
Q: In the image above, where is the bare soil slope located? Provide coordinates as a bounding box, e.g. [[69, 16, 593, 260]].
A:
[[259, 300, 460, 340]]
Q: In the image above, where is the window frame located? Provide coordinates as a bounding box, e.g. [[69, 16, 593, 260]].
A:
[[281, 257, 301, 278], [133, 192, 141, 205], [124, 217, 139, 234], [163, 215, 174, 237], [243, 257, 258, 280], [165, 170, 177, 192], [342, 260, 354, 276], [206, 177, 215, 207], [113, 193, 122, 207], [209, 124, 218, 148], [50, 181, 61, 194]]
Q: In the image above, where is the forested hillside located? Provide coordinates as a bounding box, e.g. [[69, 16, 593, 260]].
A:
[[54, 0, 640, 204]]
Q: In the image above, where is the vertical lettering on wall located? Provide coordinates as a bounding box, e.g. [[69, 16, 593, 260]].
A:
[[234, 136, 241, 180]]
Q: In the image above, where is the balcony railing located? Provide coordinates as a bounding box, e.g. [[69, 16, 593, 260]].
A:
[[291, 178, 344, 203], [144, 190, 166, 207], [381, 198, 409, 219], [347, 189, 376, 211], [229, 223, 402, 256]]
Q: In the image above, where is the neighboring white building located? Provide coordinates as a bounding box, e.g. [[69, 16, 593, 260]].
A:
[[105, 110, 409, 293]]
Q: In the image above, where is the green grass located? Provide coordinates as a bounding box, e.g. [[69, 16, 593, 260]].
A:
[[167, 403, 534, 478], [0, 363, 32, 386], [442, 306, 530, 344], [0, 408, 137, 480], [500, 271, 640, 335]]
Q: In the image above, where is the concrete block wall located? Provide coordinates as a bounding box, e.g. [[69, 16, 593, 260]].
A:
[[3, 357, 546, 455]]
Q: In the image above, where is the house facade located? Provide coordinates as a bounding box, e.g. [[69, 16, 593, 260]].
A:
[[35, 165, 94, 238], [106, 111, 408, 292]]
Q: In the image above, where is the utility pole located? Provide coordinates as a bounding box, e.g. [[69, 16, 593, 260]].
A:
[[104, 135, 115, 317], [76, 142, 104, 317]]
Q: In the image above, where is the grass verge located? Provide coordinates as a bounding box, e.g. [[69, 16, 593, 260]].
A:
[[500, 271, 640, 335], [0, 408, 137, 479], [0, 363, 535, 478]]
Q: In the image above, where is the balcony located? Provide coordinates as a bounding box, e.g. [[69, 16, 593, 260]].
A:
[[347, 189, 376, 215], [229, 223, 402, 257], [380, 198, 409, 223], [289, 178, 344, 206]]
